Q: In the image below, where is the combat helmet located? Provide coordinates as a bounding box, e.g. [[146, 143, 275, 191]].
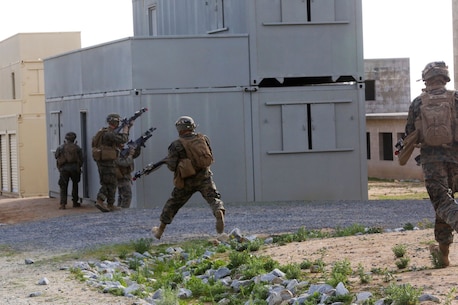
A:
[[175, 116, 197, 132], [422, 61, 450, 82], [106, 113, 121, 124], [65, 132, 77, 142]]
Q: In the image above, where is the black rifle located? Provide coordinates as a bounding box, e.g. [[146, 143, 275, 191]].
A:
[[394, 136, 421, 166], [394, 138, 404, 156], [120, 127, 156, 158], [132, 157, 168, 181], [113, 107, 148, 134]]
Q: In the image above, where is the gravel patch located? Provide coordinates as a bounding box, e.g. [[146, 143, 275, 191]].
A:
[[0, 200, 434, 252]]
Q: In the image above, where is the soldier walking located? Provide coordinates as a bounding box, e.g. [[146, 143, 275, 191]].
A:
[[92, 113, 130, 212], [54, 132, 83, 209], [404, 61, 458, 267]]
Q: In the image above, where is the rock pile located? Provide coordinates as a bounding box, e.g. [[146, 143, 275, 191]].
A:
[[32, 229, 438, 305]]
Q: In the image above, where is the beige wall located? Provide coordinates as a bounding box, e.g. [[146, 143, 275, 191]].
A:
[[366, 114, 423, 181], [0, 32, 80, 197]]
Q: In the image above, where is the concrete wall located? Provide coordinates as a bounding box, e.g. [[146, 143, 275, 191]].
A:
[[364, 58, 410, 113], [0, 32, 81, 197]]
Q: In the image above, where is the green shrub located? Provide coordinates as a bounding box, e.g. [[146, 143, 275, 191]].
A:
[[392, 244, 407, 258], [384, 283, 422, 305]]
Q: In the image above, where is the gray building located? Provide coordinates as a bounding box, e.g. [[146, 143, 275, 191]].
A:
[[44, 0, 367, 207]]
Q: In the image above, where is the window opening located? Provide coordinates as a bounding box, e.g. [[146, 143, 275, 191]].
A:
[[11, 72, 16, 99], [365, 80, 375, 101], [366, 132, 371, 160], [379, 132, 393, 161], [307, 104, 312, 149]]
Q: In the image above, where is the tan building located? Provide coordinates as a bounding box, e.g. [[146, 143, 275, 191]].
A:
[[365, 58, 423, 181], [0, 32, 81, 197]]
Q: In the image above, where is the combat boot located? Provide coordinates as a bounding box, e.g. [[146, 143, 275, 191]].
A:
[[73, 201, 81, 208], [59, 204, 66, 210], [107, 204, 121, 212], [152, 223, 167, 240], [215, 210, 225, 234], [439, 243, 450, 267], [95, 199, 110, 213], [429, 243, 450, 267]]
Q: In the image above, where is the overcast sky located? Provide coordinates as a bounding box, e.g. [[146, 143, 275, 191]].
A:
[[0, 0, 454, 98]]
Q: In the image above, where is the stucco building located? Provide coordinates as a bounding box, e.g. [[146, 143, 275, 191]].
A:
[[0, 32, 81, 197]]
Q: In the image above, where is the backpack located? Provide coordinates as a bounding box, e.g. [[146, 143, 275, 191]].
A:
[[178, 133, 214, 170], [55, 143, 80, 168], [91, 128, 117, 161], [419, 90, 456, 147]]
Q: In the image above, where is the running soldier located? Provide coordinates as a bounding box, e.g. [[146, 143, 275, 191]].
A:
[[152, 116, 225, 239]]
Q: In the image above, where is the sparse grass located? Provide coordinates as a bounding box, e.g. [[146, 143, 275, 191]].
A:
[[368, 178, 428, 200], [384, 283, 423, 305], [40, 222, 438, 304], [0, 245, 18, 257], [326, 259, 353, 286], [395, 257, 410, 269], [392, 244, 407, 258]]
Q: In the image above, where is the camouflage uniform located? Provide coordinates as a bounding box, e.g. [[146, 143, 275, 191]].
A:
[[95, 129, 129, 208], [159, 132, 225, 225], [115, 148, 140, 208], [55, 139, 83, 209], [405, 88, 458, 246]]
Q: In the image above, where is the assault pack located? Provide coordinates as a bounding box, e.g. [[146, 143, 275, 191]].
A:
[[91, 128, 117, 161], [179, 133, 214, 170], [55, 143, 80, 168], [419, 90, 457, 147]]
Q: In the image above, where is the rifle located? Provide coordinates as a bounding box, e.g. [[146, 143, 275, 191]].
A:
[[132, 157, 168, 181], [113, 107, 148, 134], [394, 129, 420, 166], [120, 127, 156, 158], [394, 138, 404, 157]]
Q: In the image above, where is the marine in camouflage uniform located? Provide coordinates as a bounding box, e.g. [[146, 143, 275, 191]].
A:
[[94, 114, 130, 212], [152, 116, 225, 240], [55, 132, 83, 209], [115, 145, 140, 208], [404, 61, 458, 267]]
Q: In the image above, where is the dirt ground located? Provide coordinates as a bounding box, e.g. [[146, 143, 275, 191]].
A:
[[0, 181, 457, 304]]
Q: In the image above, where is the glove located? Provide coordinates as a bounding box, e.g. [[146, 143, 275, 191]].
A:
[[122, 125, 130, 134]]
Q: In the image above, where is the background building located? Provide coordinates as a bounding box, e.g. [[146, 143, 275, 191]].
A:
[[44, 0, 368, 207], [0, 32, 80, 197], [365, 58, 423, 181]]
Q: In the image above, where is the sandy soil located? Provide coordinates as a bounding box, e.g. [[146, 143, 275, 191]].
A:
[[0, 181, 457, 304]]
